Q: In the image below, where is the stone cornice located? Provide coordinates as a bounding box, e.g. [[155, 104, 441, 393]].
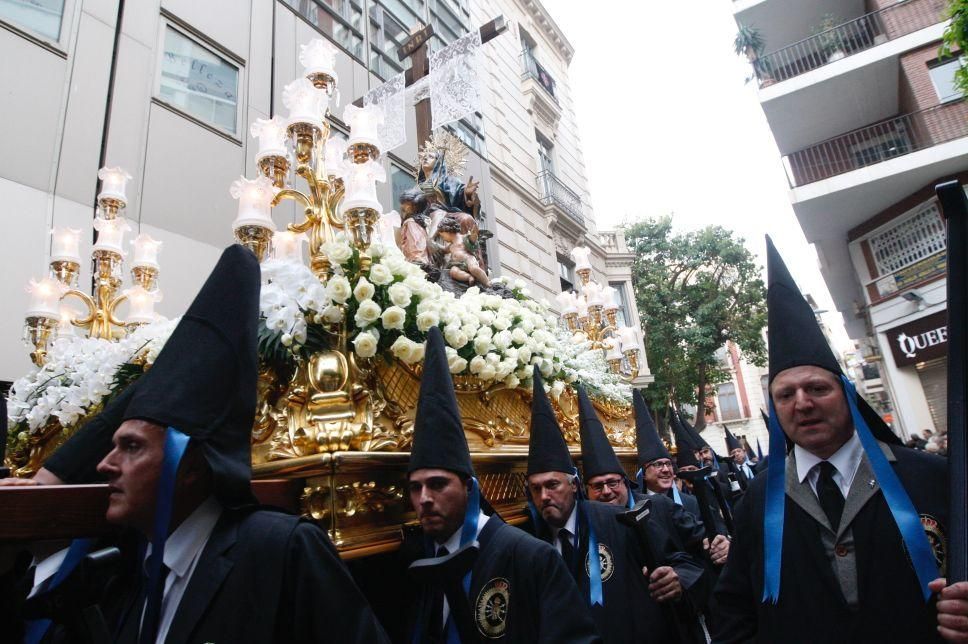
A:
[[518, 0, 575, 64]]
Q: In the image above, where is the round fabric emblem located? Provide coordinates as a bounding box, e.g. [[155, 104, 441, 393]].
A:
[[475, 577, 510, 639], [921, 513, 946, 575], [585, 542, 615, 583]]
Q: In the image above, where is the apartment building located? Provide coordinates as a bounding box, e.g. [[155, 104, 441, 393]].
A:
[[733, 0, 966, 437], [0, 0, 649, 385]]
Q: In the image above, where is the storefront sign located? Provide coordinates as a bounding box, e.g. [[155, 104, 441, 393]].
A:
[[886, 310, 948, 367]]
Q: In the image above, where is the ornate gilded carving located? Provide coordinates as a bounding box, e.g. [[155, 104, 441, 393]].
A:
[[301, 481, 406, 521]]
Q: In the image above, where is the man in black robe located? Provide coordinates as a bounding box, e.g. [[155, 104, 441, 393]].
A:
[[711, 237, 968, 643], [405, 327, 599, 643], [10, 246, 389, 643], [525, 373, 708, 643], [722, 427, 752, 491], [577, 386, 636, 508]]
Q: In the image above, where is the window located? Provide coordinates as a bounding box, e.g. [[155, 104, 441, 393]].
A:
[[928, 58, 965, 103], [609, 281, 630, 327], [0, 0, 64, 41], [429, 0, 468, 49], [760, 374, 769, 407], [390, 162, 415, 212], [446, 112, 486, 157], [158, 26, 241, 136], [868, 202, 946, 275], [282, 0, 364, 61], [537, 133, 555, 175], [717, 382, 741, 422], [558, 258, 574, 292], [368, 1, 419, 80]]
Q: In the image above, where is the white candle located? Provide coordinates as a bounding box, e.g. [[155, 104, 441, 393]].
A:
[[230, 176, 278, 230], [605, 338, 624, 361], [601, 284, 619, 312], [323, 137, 348, 178], [584, 282, 605, 307], [272, 231, 306, 261], [340, 160, 386, 214], [50, 227, 82, 264], [25, 278, 66, 318], [93, 216, 131, 254], [283, 78, 327, 126], [131, 233, 162, 268], [299, 38, 340, 86], [617, 326, 639, 352], [250, 116, 289, 161], [570, 246, 592, 272], [344, 103, 383, 149], [97, 166, 132, 204], [556, 291, 578, 316], [126, 285, 161, 324]]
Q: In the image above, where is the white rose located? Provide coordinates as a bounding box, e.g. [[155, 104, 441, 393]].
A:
[[352, 330, 378, 358], [477, 310, 495, 326], [445, 326, 469, 349], [473, 336, 492, 356], [448, 354, 468, 374], [495, 361, 514, 380], [354, 299, 382, 326], [493, 330, 512, 351], [469, 355, 486, 374], [327, 276, 352, 304], [321, 305, 343, 323], [540, 360, 553, 377], [322, 241, 353, 265], [368, 263, 393, 286], [381, 306, 407, 331], [416, 310, 439, 332], [513, 279, 526, 289], [390, 336, 418, 363], [504, 374, 520, 389], [518, 346, 532, 363], [353, 277, 375, 302], [388, 283, 412, 308], [551, 380, 565, 399], [511, 328, 529, 345], [479, 365, 497, 381]]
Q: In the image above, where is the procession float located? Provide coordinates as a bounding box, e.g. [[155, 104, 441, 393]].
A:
[[5, 26, 647, 559]]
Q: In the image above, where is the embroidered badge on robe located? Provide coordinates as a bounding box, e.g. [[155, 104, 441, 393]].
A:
[[920, 514, 946, 575], [476, 577, 510, 638], [585, 543, 615, 583]]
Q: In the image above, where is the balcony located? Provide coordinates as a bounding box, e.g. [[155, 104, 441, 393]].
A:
[[538, 171, 584, 227], [521, 50, 561, 128], [784, 99, 968, 187], [753, 0, 947, 88]]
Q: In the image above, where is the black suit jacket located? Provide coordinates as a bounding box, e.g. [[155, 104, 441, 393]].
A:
[[114, 507, 389, 643]]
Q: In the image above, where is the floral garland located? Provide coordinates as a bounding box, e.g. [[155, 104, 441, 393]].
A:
[[6, 241, 631, 457]]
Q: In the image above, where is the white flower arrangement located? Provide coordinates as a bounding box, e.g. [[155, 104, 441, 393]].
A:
[[6, 316, 180, 440]]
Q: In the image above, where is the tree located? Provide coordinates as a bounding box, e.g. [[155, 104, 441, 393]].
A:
[[941, 0, 967, 99], [624, 216, 767, 433]]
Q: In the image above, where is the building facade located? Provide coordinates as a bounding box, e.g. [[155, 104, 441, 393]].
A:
[[0, 0, 649, 386], [733, 0, 966, 438]]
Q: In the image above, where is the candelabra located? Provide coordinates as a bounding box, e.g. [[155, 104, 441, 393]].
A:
[[557, 246, 641, 381], [24, 167, 163, 366], [233, 38, 388, 455]]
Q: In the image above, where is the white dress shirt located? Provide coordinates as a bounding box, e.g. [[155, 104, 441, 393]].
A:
[[553, 504, 578, 555], [434, 510, 490, 629], [795, 431, 864, 499], [142, 496, 223, 644]]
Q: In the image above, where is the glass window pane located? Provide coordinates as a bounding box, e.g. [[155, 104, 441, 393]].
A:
[[160, 27, 240, 135], [0, 0, 64, 40], [929, 59, 963, 103], [609, 281, 630, 327], [282, 0, 364, 60], [718, 383, 741, 421], [390, 163, 414, 211]]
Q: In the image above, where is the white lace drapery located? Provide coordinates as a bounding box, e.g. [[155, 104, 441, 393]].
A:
[[429, 29, 484, 130], [363, 72, 406, 152]]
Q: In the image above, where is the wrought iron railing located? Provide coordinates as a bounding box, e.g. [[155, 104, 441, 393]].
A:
[[522, 50, 558, 102], [754, 0, 947, 87], [784, 100, 968, 187], [537, 171, 584, 225]]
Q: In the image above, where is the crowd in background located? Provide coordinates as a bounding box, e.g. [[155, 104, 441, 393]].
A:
[[906, 428, 948, 456]]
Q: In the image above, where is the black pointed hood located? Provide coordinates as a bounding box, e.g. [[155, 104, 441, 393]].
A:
[[122, 245, 261, 507], [527, 367, 574, 476], [408, 326, 474, 478], [678, 410, 709, 450], [634, 390, 670, 465], [43, 382, 141, 484], [724, 426, 742, 452], [577, 385, 623, 479], [671, 414, 701, 469], [766, 236, 900, 445]]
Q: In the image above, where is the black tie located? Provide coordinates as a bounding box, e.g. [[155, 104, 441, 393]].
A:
[[139, 563, 170, 644], [816, 462, 845, 532], [428, 546, 448, 642], [559, 529, 576, 578]]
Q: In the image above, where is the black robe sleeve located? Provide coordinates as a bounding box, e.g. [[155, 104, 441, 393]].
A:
[[276, 521, 390, 643]]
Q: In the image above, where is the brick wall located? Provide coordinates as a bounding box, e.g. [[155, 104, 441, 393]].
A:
[[899, 41, 947, 113]]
